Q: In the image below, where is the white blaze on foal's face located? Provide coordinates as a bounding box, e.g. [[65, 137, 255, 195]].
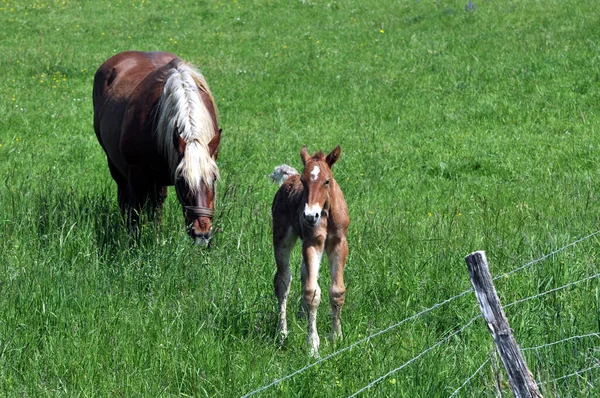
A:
[[302, 161, 329, 227], [311, 165, 320, 181]]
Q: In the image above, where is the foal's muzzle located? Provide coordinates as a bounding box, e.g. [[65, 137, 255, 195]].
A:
[[302, 212, 321, 228]]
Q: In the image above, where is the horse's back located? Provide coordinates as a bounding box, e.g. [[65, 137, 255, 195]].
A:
[[93, 51, 180, 181], [93, 51, 178, 131]]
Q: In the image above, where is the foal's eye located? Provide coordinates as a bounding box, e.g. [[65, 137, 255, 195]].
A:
[[324, 180, 330, 186]]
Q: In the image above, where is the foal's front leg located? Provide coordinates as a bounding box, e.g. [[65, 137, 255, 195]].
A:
[[301, 235, 325, 357], [326, 235, 348, 341], [273, 227, 296, 344]]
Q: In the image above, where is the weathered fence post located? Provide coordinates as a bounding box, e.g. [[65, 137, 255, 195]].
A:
[[465, 250, 543, 398]]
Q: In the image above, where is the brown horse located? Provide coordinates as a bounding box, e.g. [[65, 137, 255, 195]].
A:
[[270, 145, 350, 356], [93, 51, 221, 245]]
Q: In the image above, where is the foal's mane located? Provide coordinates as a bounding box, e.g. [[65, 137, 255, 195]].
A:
[[309, 152, 327, 162], [156, 60, 219, 191]]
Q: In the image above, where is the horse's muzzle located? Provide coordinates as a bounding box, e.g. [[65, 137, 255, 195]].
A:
[[183, 205, 214, 246], [188, 223, 213, 246], [193, 232, 212, 247]]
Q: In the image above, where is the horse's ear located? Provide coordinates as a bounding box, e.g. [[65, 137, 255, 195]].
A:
[[208, 129, 222, 159], [173, 132, 186, 155], [300, 145, 310, 165], [326, 145, 341, 167]]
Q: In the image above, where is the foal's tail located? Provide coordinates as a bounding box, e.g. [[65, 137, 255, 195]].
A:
[[269, 164, 299, 186]]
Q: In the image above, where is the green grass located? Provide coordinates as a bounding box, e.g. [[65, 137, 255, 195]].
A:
[[2, 0, 600, 396]]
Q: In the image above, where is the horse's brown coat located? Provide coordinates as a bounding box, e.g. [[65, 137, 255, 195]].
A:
[[93, 51, 220, 243]]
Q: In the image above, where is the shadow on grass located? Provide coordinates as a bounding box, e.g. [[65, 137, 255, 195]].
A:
[[33, 184, 130, 256]]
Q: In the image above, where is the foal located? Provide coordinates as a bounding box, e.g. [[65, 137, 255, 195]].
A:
[[270, 145, 349, 356]]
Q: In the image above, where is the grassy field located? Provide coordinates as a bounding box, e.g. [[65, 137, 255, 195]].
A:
[[2, 0, 600, 396]]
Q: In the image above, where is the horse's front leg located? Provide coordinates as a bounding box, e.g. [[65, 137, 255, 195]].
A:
[[326, 234, 348, 341], [273, 226, 296, 344], [150, 185, 168, 224], [301, 235, 325, 357]]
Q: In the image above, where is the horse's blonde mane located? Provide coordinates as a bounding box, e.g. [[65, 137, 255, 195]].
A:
[[157, 61, 219, 192]]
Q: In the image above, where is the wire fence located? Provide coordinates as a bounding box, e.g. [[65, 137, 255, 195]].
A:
[[448, 332, 600, 397], [241, 229, 600, 398], [448, 333, 600, 397], [349, 263, 600, 396]]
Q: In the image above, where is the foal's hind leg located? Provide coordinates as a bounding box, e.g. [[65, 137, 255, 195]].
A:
[[301, 235, 325, 357], [273, 226, 297, 344], [326, 235, 348, 341]]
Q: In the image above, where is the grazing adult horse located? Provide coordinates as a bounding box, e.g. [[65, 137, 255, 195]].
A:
[[270, 145, 349, 356], [93, 51, 221, 245]]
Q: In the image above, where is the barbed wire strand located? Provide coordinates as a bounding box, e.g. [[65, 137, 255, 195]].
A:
[[504, 272, 600, 309], [349, 271, 600, 396], [448, 356, 492, 398], [347, 315, 482, 398], [522, 333, 600, 352], [493, 229, 600, 280], [541, 362, 600, 385], [448, 333, 600, 397], [240, 289, 474, 398], [241, 230, 600, 397]]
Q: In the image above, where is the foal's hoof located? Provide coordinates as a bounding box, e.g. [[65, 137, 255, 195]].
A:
[[277, 330, 288, 346], [307, 334, 320, 358], [297, 304, 306, 319], [329, 330, 343, 342]]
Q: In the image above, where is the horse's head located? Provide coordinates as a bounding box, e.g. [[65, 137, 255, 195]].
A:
[[299, 145, 341, 228], [174, 129, 221, 246]]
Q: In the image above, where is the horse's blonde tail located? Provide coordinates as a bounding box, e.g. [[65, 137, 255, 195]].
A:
[[269, 164, 299, 186]]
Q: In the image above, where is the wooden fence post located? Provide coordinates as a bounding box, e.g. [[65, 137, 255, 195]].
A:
[[465, 250, 543, 398]]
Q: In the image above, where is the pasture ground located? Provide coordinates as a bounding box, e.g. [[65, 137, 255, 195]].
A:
[[1, 0, 600, 396]]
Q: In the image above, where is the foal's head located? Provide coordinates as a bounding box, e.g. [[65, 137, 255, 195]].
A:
[[173, 129, 221, 246], [299, 145, 341, 228]]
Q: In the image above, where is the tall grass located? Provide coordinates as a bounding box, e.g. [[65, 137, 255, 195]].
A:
[[1, 0, 600, 396]]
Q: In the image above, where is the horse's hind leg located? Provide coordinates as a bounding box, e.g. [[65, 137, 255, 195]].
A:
[[326, 235, 348, 341], [106, 159, 135, 230], [149, 185, 168, 225], [124, 185, 143, 239], [123, 181, 152, 239], [273, 226, 296, 344], [302, 235, 325, 357]]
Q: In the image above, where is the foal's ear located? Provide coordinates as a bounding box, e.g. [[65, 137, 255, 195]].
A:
[[300, 145, 310, 165], [208, 129, 222, 159], [326, 145, 341, 167], [173, 132, 186, 155]]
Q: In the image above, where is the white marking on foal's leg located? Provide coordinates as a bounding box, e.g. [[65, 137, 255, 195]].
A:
[[278, 269, 292, 341], [310, 165, 320, 181], [307, 285, 321, 357], [274, 228, 296, 344], [301, 246, 323, 357]]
